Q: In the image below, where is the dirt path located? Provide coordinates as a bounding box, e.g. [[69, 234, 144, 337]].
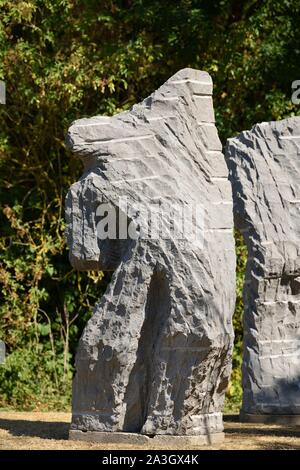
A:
[[0, 412, 300, 450]]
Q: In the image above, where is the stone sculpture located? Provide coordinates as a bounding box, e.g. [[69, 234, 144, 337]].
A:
[[226, 117, 300, 423], [0, 340, 5, 364], [65, 68, 236, 442]]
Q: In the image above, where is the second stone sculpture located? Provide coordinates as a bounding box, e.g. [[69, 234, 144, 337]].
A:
[[226, 117, 300, 423]]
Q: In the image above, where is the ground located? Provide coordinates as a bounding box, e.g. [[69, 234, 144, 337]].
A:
[[0, 412, 300, 450]]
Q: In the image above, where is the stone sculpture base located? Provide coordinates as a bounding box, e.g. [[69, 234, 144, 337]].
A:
[[240, 412, 300, 425], [69, 430, 224, 446]]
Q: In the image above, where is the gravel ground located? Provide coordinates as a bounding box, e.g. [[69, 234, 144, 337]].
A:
[[0, 412, 300, 450]]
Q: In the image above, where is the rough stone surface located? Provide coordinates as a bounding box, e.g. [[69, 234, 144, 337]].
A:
[[226, 117, 300, 418], [65, 68, 235, 436]]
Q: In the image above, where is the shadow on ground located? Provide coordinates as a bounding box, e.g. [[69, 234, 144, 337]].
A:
[[258, 441, 300, 450], [0, 419, 69, 440], [224, 414, 240, 422], [224, 414, 300, 439]]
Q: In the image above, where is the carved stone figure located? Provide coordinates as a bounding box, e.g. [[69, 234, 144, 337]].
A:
[[226, 117, 300, 423], [65, 68, 235, 441]]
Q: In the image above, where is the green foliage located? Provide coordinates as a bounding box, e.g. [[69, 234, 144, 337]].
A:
[[0, 0, 299, 410], [225, 231, 247, 413], [0, 347, 72, 410]]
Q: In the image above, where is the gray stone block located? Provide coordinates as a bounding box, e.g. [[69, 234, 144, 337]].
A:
[[225, 117, 300, 420], [65, 68, 235, 437], [0, 341, 5, 364]]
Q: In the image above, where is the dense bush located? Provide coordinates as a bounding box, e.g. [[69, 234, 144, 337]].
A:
[[0, 0, 299, 411]]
